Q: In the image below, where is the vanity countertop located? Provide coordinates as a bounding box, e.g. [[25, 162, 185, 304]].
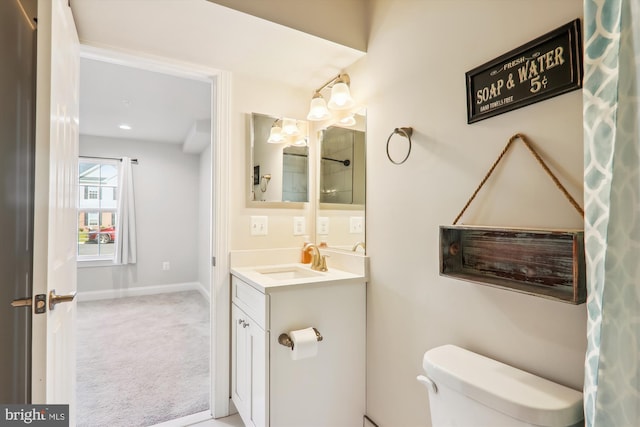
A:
[[229, 248, 369, 292], [231, 262, 366, 293]]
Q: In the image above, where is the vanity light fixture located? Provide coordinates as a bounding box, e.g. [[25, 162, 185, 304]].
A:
[[267, 118, 307, 145], [328, 75, 355, 110], [292, 121, 308, 146], [339, 115, 356, 126], [307, 92, 331, 121], [306, 73, 357, 123], [267, 120, 284, 143], [334, 110, 357, 127], [282, 118, 300, 136]]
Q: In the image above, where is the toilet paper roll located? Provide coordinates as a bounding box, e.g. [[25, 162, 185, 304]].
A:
[[289, 327, 319, 360]]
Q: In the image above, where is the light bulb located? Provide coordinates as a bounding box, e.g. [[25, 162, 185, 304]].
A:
[[339, 114, 356, 126], [282, 118, 300, 136], [293, 136, 307, 146], [267, 126, 283, 143], [307, 96, 331, 121], [328, 82, 355, 110]]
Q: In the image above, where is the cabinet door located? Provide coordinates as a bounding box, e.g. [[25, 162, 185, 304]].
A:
[[232, 304, 267, 427], [232, 304, 250, 422], [248, 317, 267, 427]]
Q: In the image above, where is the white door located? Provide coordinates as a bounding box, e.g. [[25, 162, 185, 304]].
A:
[[31, 0, 80, 422]]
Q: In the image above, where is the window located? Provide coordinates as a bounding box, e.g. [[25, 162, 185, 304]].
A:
[[78, 159, 119, 260]]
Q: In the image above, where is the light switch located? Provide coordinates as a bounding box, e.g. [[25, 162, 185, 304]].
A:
[[349, 216, 364, 234], [317, 217, 329, 235], [251, 216, 268, 236], [293, 216, 306, 236]]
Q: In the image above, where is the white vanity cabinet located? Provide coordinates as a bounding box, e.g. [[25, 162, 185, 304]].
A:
[[231, 272, 366, 427], [231, 276, 268, 427]]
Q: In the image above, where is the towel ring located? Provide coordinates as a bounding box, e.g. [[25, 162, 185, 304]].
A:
[[260, 174, 271, 192], [386, 127, 413, 165]]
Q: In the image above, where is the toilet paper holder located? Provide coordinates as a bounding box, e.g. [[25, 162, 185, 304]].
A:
[[278, 328, 323, 349]]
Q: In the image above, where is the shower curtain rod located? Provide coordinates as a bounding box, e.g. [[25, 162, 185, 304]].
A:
[[79, 155, 138, 164]]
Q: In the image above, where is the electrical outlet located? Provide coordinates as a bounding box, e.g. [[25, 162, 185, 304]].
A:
[[162, 261, 170, 271], [251, 216, 268, 236], [293, 216, 305, 236], [317, 217, 329, 235], [349, 216, 364, 233]]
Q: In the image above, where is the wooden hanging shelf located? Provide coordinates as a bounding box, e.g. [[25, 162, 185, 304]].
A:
[[440, 225, 586, 304], [440, 134, 585, 304]]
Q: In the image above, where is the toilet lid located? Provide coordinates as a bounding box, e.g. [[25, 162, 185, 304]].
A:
[[422, 345, 584, 427]]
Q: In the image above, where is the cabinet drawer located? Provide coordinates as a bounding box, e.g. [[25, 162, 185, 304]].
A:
[[232, 275, 267, 329]]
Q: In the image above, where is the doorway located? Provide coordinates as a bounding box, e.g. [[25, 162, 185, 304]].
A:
[[0, 0, 36, 405], [75, 47, 229, 426]]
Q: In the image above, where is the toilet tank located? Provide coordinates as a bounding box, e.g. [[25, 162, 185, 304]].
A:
[[421, 345, 584, 427]]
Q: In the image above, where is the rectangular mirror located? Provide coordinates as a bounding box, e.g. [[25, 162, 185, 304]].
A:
[[316, 112, 366, 252], [319, 126, 365, 205], [250, 112, 309, 204]]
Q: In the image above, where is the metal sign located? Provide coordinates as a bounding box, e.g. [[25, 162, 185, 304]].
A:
[[466, 19, 582, 124]]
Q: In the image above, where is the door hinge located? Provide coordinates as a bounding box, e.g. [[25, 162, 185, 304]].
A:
[[211, 256, 216, 267]]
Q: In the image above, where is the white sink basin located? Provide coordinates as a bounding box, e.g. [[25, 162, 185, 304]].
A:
[[230, 253, 368, 290], [254, 266, 323, 280]]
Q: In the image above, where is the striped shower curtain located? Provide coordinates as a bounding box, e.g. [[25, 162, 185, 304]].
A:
[[583, 0, 640, 426]]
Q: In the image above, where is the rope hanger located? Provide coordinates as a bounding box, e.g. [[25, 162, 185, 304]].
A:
[[453, 133, 584, 225]]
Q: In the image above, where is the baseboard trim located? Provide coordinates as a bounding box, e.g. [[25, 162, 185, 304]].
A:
[[196, 282, 211, 302], [77, 282, 204, 302], [149, 410, 212, 427]]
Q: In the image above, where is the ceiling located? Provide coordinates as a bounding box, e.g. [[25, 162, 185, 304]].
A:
[[71, 0, 365, 147], [79, 58, 211, 147]]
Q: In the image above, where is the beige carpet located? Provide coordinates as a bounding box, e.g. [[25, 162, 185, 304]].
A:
[[76, 291, 210, 427]]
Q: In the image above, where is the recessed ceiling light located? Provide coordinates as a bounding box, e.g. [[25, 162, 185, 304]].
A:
[[119, 124, 132, 130]]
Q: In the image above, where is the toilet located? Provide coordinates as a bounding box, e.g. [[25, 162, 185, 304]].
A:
[[418, 345, 584, 427]]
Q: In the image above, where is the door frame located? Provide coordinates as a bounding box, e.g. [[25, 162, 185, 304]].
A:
[[78, 44, 232, 418]]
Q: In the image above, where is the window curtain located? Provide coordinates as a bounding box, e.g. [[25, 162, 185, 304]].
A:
[[583, 0, 640, 426], [114, 157, 137, 265]]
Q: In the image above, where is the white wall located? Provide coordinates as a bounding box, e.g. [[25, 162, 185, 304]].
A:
[[350, 1, 586, 426], [230, 72, 315, 250], [78, 135, 200, 292], [198, 144, 212, 296]]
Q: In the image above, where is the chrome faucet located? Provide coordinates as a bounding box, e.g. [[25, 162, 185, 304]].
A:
[[303, 243, 328, 272], [352, 241, 366, 252]]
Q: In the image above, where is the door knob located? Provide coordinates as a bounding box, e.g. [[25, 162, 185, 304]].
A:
[[49, 289, 76, 310]]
